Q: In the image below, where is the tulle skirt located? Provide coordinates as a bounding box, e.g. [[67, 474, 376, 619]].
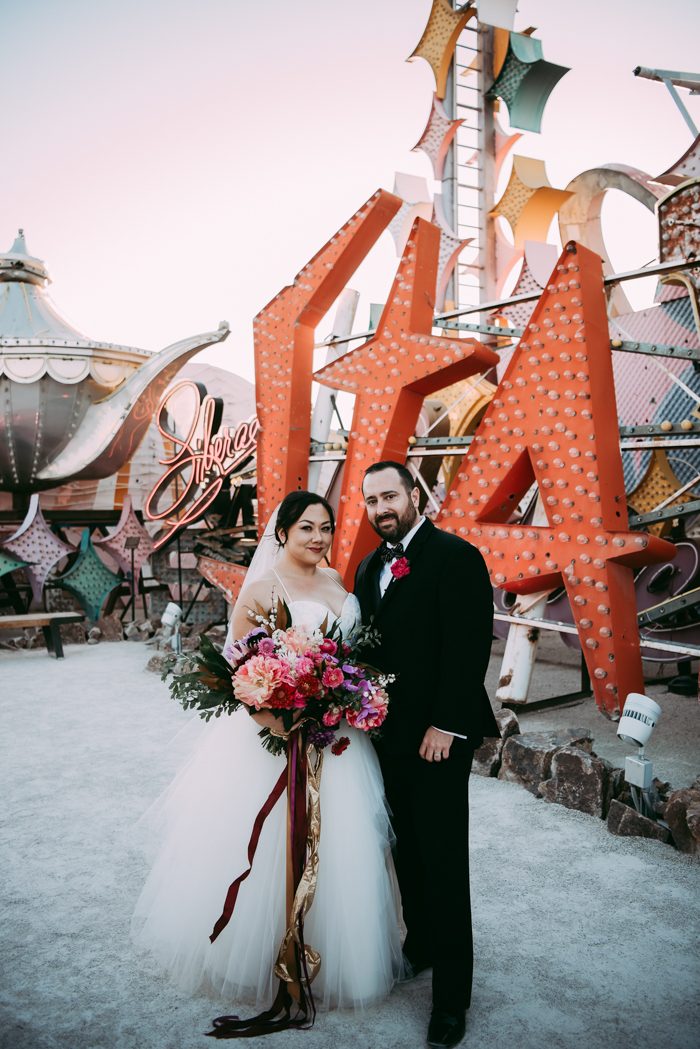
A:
[[131, 708, 403, 1010]]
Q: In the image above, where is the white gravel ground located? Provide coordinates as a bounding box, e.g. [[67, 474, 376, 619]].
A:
[[1, 642, 698, 1049]]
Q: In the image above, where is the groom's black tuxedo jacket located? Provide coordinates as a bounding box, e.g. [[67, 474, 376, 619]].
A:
[[354, 518, 499, 755]]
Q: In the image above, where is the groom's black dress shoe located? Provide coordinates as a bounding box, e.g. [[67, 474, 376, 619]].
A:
[[427, 1009, 467, 1049]]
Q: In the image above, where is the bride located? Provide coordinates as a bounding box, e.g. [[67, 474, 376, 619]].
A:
[[132, 490, 402, 1014]]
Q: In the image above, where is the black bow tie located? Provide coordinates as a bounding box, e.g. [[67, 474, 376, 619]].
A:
[[380, 541, 405, 564]]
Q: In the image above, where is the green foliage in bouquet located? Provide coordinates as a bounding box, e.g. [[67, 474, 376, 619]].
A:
[[161, 634, 238, 722]]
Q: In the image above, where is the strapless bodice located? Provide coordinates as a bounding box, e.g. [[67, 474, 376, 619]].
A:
[[288, 593, 361, 638]]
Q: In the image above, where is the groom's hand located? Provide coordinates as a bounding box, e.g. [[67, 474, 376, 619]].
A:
[[419, 727, 454, 762]]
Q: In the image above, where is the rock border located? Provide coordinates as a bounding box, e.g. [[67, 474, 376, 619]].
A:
[[473, 710, 700, 856]]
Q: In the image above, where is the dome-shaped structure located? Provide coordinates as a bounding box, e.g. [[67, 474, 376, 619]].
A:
[[0, 231, 229, 493]]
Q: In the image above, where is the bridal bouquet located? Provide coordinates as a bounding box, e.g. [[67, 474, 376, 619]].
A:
[[165, 598, 392, 755]]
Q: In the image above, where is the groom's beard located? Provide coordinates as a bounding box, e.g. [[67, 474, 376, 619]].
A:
[[373, 504, 419, 544]]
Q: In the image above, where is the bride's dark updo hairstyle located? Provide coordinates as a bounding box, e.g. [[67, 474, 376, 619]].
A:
[[274, 490, 336, 546]]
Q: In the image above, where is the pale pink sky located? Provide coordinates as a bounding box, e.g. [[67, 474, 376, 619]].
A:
[[3, 0, 700, 384]]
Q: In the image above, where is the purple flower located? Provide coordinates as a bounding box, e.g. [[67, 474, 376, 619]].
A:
[[256, 637, 276, 656], [244, 627, 269, 646], [308, 725, 337, 749], [225, 626, 270, 667]]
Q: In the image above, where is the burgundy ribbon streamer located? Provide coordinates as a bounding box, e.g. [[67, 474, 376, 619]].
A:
[[209, 764, 288, 944], [205, 731, 317, 1038]]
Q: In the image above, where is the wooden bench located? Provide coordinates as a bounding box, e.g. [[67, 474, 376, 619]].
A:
[[0, 612, 86, 658]]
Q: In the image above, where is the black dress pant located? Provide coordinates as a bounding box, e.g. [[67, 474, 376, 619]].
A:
[[378, 742, 474, 1012]]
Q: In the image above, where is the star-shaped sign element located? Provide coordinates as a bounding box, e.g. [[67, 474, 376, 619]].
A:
[[408, 0, 474, 99], [53, 529, 124, 622], [315, 216, 499, 581], [93, 496, 154, 581], [2, 494, 75, 603]]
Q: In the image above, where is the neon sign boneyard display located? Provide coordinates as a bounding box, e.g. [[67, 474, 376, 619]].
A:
[[252, 188, 676, 716], [145, 380, 258, 549]]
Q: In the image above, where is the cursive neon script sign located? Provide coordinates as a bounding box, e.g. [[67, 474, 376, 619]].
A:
[[145, 380, 259, 549]]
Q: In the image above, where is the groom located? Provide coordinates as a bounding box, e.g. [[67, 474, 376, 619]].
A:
[[354, 461, 498, 1049]]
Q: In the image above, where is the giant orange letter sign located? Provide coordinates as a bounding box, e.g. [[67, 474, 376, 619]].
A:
[[437, 242, 675, 714]]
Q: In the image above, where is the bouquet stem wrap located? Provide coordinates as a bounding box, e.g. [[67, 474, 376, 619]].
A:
[[206, 725, 323, 1038]]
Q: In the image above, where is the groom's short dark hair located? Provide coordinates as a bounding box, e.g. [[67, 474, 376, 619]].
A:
[[363, 460, 417, 495]]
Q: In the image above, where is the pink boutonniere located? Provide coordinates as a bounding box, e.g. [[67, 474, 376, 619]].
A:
[[390, 556, 411, 580]]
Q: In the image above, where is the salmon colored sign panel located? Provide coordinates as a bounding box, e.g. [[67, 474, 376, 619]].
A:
[[437, 242, 676, 714]]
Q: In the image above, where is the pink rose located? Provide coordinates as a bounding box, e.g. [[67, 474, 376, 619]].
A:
[[322, 706, 343, 727], [322, 666, 344, 689], [278, 626, 320, 656], [320, 638, 338, 656], [294, 656, 315, 677]]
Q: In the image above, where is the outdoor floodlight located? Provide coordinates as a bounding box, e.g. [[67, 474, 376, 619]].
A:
[[161, 602, 183, 628], [617, 692, 662, 749], [161, 601, 183, 654], [618, 693, 663, 816]]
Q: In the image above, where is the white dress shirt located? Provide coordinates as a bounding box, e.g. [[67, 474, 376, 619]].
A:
[[379, 516, 467, 741]]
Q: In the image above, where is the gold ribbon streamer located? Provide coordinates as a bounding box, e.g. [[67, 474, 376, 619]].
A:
[[274, 743, 324, 991]]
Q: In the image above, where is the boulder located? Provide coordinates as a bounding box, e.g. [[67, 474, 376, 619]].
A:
[[25, 629, 47, 649], [59, 622, 86, 645], [124, 622, 142, 641], [498, 728, 593, 795], [96, 614, 124, 642], [88, 626, 102, 641], [138, 619, 154, 634], [146, 653, 170, 674], [539, 746, 614, 817], [651, 778, 673, 819], [496, 708, 520, 740], [607, 799, 671, 843], [472, 709, 520, 778], [180, 634, 202, 653], [472, 738, 501, 777], [610, 766, 629, 804], [665, 788, 700, 854]]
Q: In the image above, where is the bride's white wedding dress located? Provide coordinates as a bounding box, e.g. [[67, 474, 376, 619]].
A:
[[132, 592, 403, 1010]]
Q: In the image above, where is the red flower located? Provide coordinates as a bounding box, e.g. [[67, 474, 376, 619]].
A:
[[291, 673, 322, 708], [267, 682, 296, 709], [320, 638, 338, 656], [331, 736, 351, 756], [390, 556, 411, 579], [295, 673, 322, 697]]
